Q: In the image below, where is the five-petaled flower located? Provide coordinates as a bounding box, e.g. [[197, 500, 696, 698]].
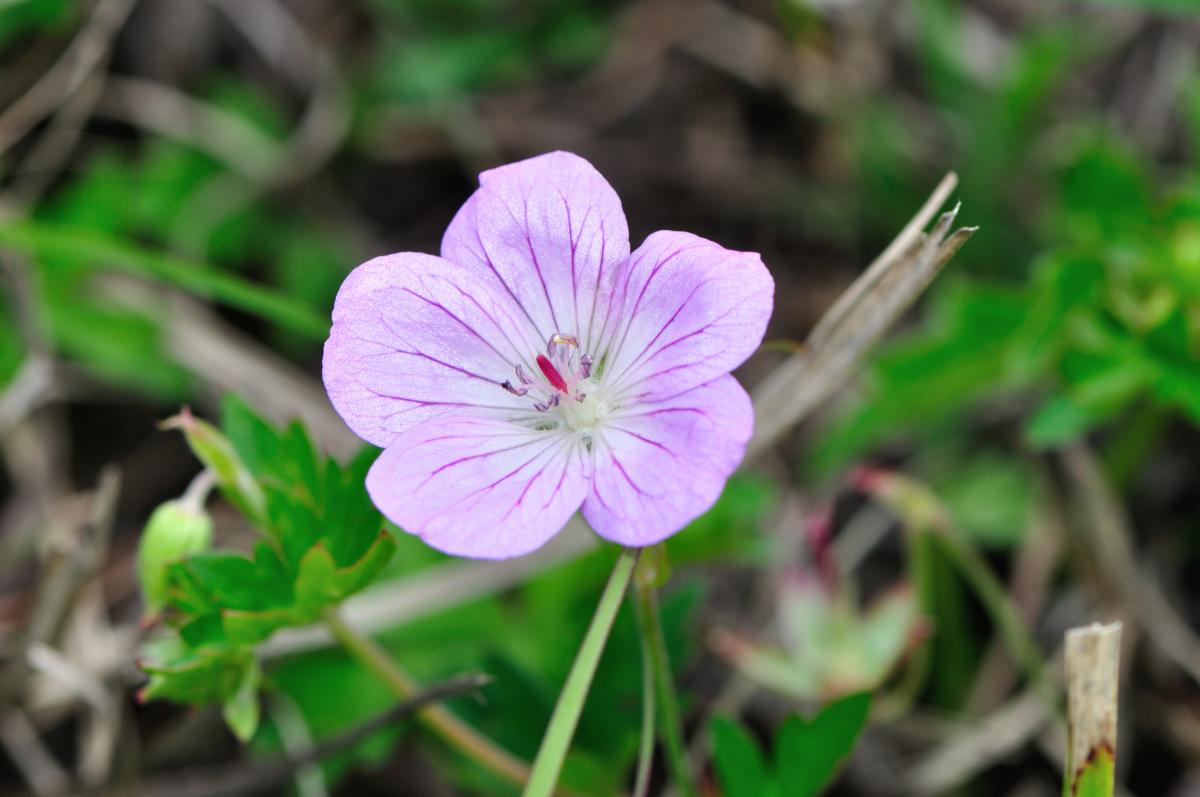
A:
[[323, 152, 774, 559]]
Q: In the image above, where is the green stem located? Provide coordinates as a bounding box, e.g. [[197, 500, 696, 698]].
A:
[[523, 548, 639, 797], [631, 616, 656, 797], [322, 609, 533, 790], [634, 579, 698, 797], [932, 530, 1048, 696]]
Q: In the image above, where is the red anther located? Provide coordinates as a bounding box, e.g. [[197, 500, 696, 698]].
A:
[[536, 354, 570, 394]]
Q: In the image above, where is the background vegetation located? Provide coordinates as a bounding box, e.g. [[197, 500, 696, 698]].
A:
[[1, 0, 1198, 795]]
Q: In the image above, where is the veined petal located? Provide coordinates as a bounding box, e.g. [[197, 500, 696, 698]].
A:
[[441, 151, 630, 353], [367, 417, 590, 559], [600, 231, 773, 401], [582, 375, 753, 547], [323, 253, 540, 448]]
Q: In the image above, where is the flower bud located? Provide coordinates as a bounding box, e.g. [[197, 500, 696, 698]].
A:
[[137, 500, 214, 617]]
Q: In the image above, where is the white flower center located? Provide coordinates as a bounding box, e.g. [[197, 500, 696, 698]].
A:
[[500, 333, 613, 441]]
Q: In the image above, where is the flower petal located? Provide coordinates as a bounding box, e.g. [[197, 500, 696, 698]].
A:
[[367, 417, 590, 559], [441, 151, 631, 353], [600, 231, 774, 402], [323, 253, 542, 448], [582, 374, 753, 547]]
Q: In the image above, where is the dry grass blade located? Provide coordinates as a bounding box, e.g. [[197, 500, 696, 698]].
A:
[[748, 175, 976, 458], [1064, 622, 1121, 797], [907, 689, 1051, 795], [804, 172, 960, 352], [0, 0, 137, 155], [0, 709, 71, 796], [0, 468, 121, 704]]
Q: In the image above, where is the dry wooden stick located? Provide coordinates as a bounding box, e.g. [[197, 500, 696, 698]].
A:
[[1063, 622, 1122, 797]]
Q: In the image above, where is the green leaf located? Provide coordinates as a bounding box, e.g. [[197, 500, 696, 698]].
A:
[[776, 693, 872, 797], [140, 635, 254, 705], [711, 716, 773, 797], [167, 548, 292, 617], [293, 533, 398, 616], [219, 394, 288, 481], [939, 454, 1035, 547], [223, 659, 262, 742], [1025, 394, 1097, 448]]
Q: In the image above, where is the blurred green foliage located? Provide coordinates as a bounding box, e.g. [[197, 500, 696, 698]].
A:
[[4, 0, 1200, 793], [807, 0, 1200, 563], [712, 692, 871, 797]]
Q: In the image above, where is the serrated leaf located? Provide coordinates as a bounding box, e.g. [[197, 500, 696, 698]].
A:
[[294, 532, 397, 615], [140, 636, 254, 705], [220, 394, 288, 481], [776, 693, 871, 797]]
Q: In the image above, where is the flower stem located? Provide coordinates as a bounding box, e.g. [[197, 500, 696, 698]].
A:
[[523, 548, 640, 797], [632, 622, 656, 797], [322, 609, 531, 789], [633, 578, 698, 797]]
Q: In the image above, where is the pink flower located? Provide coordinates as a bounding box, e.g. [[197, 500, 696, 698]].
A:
[[323, 152, 774, 559]]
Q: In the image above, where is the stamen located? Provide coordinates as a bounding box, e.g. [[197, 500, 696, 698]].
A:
[[547, 333, 579, 358], [550, 333, 578, 349], [497, 332, 601, 424], [536, 354, 570, 394]]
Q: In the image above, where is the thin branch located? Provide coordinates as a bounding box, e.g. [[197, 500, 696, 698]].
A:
[[135, 674, 492, 797]]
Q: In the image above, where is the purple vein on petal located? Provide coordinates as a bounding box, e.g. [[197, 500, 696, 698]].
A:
[[442, 278, 542, 374], [557, 188, 581, 338], [471, 225, 547, 344], [442, 434, 574, 515], [500, 435, 576, 522], [400, 288, 517, 366], [604, 425, 679, 458], [521, 193, 561, 333], [602, 241, 704, 372], [605, 286, 755, 397]]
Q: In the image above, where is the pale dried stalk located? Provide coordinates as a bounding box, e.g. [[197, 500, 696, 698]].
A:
[[748, 173, 976, 459], [1064, 622, 1121, 796]]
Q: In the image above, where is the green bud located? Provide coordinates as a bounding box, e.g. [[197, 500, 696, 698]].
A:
[[137, 500, 214, 617], [162, 408, 265, 523]]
